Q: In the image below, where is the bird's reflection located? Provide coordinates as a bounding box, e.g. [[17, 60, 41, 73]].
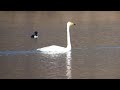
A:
[[66, 51, 72, 79], [39, 51, 72, 79], [39, 51, 65, 59]]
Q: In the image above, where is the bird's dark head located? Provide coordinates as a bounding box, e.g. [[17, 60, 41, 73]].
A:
[[34, 31, 38, 35]]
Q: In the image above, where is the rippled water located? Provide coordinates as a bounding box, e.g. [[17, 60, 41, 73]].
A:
[[0, 11, 120, 79]]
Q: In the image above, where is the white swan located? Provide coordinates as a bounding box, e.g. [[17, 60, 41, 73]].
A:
[[37, 21, 76, 54]]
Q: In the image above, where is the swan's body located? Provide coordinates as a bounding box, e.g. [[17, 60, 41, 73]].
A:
[[39, 45, 68, 53], [37, 21, 75, 54]]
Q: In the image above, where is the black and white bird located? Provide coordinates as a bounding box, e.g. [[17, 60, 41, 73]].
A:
[[31, 31, 38, 39]]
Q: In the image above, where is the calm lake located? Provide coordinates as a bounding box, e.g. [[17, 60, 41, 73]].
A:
[[0, 11, 120, 79]]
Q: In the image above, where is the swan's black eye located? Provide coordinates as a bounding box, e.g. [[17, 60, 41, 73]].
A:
[[74, 24, 76, 25]]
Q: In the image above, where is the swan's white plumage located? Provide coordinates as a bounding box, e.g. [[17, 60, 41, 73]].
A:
[[37, 45, 68, 53], [37, 21, 75, 54]]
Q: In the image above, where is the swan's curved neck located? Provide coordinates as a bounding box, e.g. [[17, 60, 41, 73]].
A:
[[66, 24, 71, 51]]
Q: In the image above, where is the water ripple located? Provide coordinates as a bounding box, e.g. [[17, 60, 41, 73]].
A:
[[0, 50, 39, 56], [0, 46, 120, 56]]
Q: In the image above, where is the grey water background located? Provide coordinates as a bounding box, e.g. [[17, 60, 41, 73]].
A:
[[0, 11, 120, 79]]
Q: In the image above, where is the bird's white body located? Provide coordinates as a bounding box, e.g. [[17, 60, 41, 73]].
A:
[[37, 21, 75, 54], [37, 45, 70, 54], [34, 35, 38, 39]]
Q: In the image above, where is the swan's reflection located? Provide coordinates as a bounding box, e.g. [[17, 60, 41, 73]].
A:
[[39, 51, 65, 59], [66, 51, 72, 79], [39, 51, 72, 79]]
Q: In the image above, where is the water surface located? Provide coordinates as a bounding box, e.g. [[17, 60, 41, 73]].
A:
[[0, 11, 120, 79]]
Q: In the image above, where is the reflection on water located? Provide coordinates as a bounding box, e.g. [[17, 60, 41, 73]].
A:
[[0, 47, 72, 79], [38, 51, 72, 79], [39, 51, 66, 59], [66, 51, 72, 79]]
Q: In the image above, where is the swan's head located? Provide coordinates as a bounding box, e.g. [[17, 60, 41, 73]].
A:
[[67, 21, 76, 27]]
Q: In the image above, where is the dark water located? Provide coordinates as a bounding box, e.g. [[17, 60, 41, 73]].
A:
[[0, 11, 120, 79]]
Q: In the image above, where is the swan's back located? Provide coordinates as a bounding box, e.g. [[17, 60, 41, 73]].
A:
[[37, 45, 67, 53]]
